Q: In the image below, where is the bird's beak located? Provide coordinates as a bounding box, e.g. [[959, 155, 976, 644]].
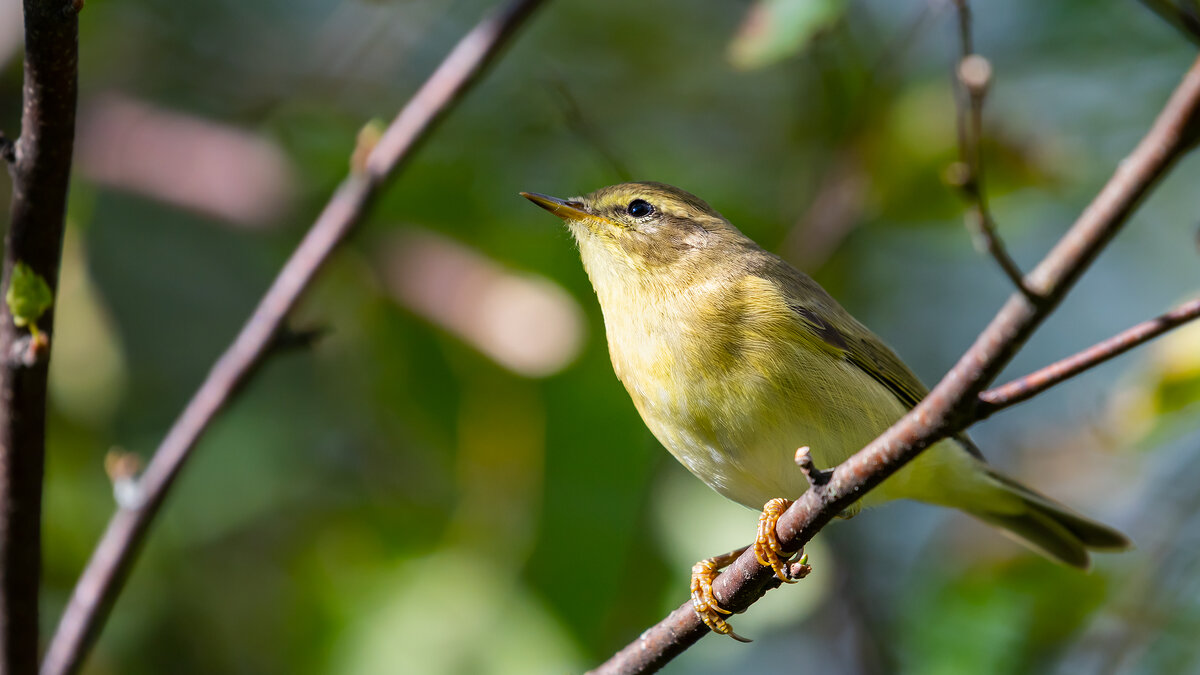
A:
[[520, 192, 591, 221]]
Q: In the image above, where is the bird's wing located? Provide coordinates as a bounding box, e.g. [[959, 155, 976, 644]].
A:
[[760, 255, 986, 460], [750, 253, 927, 408], [788, 299, 928, 410]]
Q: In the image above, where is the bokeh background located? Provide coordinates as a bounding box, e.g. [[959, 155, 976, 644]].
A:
[[3, 0, 1200, 672]]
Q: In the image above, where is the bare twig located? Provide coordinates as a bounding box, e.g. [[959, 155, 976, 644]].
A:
[[1138, 0, 1200, 45], [589, 54, 1200, 675], [549, 78, 633, 182], [267, 324, 329, 355], [39, 2, 547, 673], [948, 0, 1041, 303], [0, 1, 78, 672], [978, 296, 1200, 413], [794, 446, 832, 488]]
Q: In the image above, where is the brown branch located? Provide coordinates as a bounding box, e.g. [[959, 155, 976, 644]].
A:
[[1138, 0, 1200, 45], [977, 296, 1200, 414], [589, 54, 1200, 675], [38, 1, 547, 673], [948, 0, 1041, 303], [794, 446, 832, 487], [0, 1, 79, 673]]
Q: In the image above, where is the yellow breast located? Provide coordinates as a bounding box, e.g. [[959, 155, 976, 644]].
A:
[[596, 272, 908, 509]]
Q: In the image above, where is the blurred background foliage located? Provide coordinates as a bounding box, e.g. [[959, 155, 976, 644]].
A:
[[2, 0, 1200, 673]]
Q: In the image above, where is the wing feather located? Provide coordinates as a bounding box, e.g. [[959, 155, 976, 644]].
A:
[[750, 252, 986, 460]]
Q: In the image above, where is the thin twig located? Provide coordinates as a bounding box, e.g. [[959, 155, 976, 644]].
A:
[[977, 296, 1200, 414], [1138, 0, 1200, 45], [267, 324, 329, 355], [948, 0, 1041, 303], [549, 78, 633, 182], [589, 54, 1200, 675], [794, 446, 832, 487], [0, 1, 79, 672], [39, 2, 547, 673]]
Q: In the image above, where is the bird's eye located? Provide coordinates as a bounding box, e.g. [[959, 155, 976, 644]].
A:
[[627, 199, 654, 219]]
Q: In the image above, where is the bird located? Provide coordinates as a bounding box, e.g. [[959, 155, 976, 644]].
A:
[[521, 181, 1130, 640]]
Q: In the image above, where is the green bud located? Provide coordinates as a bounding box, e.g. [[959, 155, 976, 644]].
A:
[[6, 262, 53, 331]]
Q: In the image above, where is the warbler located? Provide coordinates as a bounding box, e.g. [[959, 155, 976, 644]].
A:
[[521, 182, 1129, 639]]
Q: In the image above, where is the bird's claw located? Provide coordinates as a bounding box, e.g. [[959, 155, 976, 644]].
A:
[[687, 498, 812, 642], [755, 497, 803, 583], [690, 554, 752, 642]]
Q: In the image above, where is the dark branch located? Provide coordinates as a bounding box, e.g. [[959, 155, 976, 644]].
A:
[[0, 132, 15, 164], [977, 296, 1200, 414], [0, 1, 78, 673], [948, 0, 1041, 303], [39, 2, 547, 674], [1138, 0, 1200, 45], [267, 324, 329, 355], [589, 54, 1200, 675]]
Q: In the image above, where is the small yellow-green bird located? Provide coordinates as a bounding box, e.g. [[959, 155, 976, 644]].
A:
[[521, 182, 1129, 639]]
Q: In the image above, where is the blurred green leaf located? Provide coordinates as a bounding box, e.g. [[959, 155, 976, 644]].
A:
[[727, 0, 847, 70], [900, 561, 1108, 674]]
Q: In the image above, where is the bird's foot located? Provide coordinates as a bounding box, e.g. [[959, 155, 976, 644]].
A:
[[688, 499, 813, 641], [755, 498, 808, 583], [690, 547, 752, 642]]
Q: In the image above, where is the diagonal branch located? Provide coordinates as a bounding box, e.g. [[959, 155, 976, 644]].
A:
[[39, 1, 547, 674], [949, 0, 1041, 303], [1, 1, 80, 673], [977, 296, 1200, 414], [589, 54, 1200, 675], [1138, 0, 1200, 45]]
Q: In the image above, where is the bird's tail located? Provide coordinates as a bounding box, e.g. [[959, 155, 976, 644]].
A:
[[965, 468, 1131, 569], [877, 440, 1131, 567]]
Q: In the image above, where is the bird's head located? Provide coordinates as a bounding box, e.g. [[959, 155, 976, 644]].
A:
[[521, 182, 747, 289]]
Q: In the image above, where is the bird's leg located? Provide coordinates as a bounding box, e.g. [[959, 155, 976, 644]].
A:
[[690, 546, 752, 642], [690, 501, 814, 641], [755, 497, 808, 583], [692, 461, 817, 641]]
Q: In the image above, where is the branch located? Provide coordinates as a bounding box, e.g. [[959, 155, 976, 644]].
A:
[[977, 296, 1200, 414], [948, 0, 1041, 303], [0, 1, 79, 673], [549, 78, 633, 182], [589, 54, 1200, 675], [39, 2, 547, 673], [1138, 0, 1200, 45]]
